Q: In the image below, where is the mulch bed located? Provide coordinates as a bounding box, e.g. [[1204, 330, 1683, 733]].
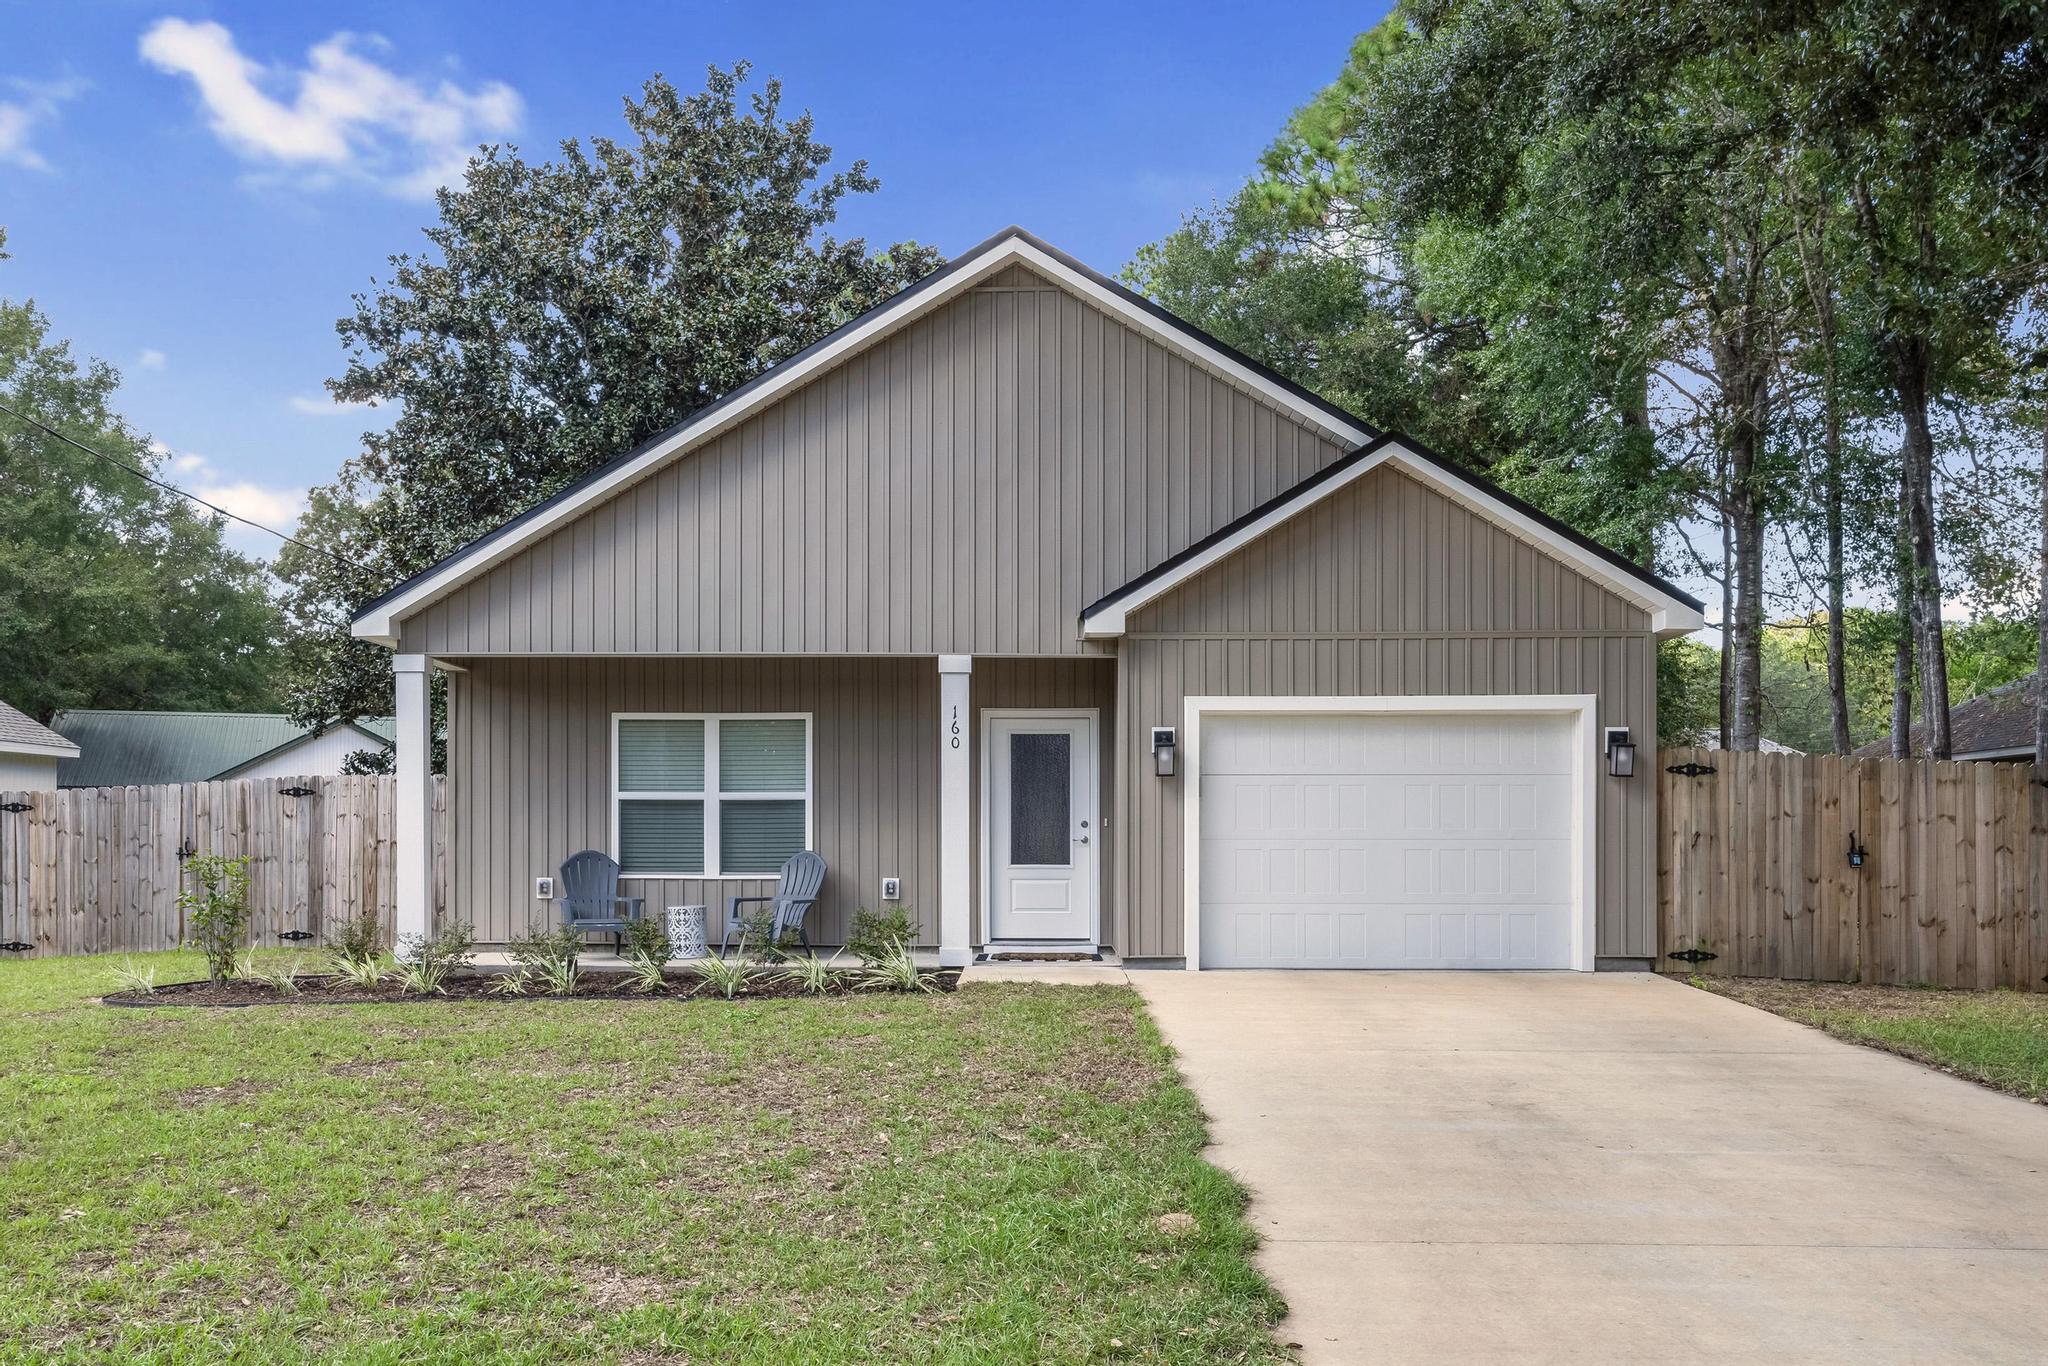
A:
[[104, 968, 961, 1008]]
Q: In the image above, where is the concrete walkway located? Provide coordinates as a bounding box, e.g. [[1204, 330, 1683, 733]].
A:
[[1132, 971, 2048, 1365]]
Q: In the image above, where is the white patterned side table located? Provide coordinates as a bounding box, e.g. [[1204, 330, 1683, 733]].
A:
[[665, 905, 708, 960]]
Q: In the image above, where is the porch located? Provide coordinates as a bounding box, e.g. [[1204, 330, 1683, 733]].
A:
[[389, 653, 1118, 964]]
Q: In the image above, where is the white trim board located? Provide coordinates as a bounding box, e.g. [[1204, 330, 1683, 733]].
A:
[[1178, 694, 1600, 973], [351, 229, 1371, 645], [1082, 440, 1706, 639]]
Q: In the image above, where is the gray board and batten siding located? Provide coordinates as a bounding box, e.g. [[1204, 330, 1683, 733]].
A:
[[1112, 463, 1660, 961], [399, 265, 1350, 658]]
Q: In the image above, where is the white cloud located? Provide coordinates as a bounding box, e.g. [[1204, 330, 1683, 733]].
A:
[[151, 443, 307, 553], [287, 392, 373, 415], [198, 480, 308, 530], [0, 74, 88, 171], [137, 348, 167, 371], [139, 19, 520, 198]]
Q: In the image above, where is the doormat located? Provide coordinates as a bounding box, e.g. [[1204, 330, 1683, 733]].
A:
[[977, 951, 1103, 963]]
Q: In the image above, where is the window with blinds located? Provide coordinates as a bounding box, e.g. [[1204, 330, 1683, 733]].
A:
[[613, 715, 811, 876]]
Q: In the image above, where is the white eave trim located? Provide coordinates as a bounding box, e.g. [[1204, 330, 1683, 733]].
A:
[[1081, 439, 1706, 639], [0, 737, 80, 760], [350, 231, 1374, 646]]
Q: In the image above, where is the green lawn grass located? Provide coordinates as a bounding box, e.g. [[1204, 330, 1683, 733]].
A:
[[0, 951, 1288, 1364], [1697, 976, 2048, 1100]]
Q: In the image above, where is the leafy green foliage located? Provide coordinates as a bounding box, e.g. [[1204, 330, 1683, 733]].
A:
[[275, 67, 941, 739], [1657, 638, 1721, 746], [107, 958, 157, 996], [778, 951, 844, 996], [0, 232, 281, 723], [620, 914, 671, 967], [393, 921, 476, 995], [845, 905, 915, 966], [692, 951, 754, 1000], [178, 854, 252, 987], [855, 949, 934, 995], [326, 910, 382, 971]]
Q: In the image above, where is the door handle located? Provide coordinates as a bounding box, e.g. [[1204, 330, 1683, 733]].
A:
[[1074, 834, 1090, 844]]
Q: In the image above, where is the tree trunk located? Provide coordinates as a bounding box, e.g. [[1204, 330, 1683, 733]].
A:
[[2036, 407, 2047, 769], [1891, 336, 1953, 759], [1891, 519, 1915, 758], [1718, 491, 1733, 751], [1726, 464, 1766, 751], [1824, 422, 1852, 753]]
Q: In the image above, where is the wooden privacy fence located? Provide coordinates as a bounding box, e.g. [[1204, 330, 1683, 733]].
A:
[[1659, 747, 2048, 991], [0, 776, 446, 959]]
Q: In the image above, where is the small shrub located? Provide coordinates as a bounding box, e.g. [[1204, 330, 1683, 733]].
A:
[[229, 948, 260, 981], [694, 951, 754, 1000], [846, 905, 915, 965], [625, 954, 669, 994], [509, 924, 582, 976], [333, 952, 390, 990], [392, 921, 477, 995], [180, 853, 252, 986], [392, 957, 449, 996], [328, 909, 383, 968], [855, 948, 934, 994], [108, 958, 157, 996], [735, 909, 797, 963], [256, 957, 306, 996], [539, 953, 580, 996], [779, 951, 843, 996], [620, 915, 671, 965], [487, 967, 534, 997]]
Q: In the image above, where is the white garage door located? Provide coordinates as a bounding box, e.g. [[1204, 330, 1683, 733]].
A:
[[1198, 711, 1580, 969]]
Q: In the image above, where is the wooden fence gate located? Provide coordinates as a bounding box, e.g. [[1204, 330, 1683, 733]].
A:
[[1658, 747, 2048, 991], [0, 776, 445, 958]]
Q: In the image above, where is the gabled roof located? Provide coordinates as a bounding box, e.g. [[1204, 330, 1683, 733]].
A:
[[1079, 435, 1706, 637], [1854, 671, 2039, 760], [348, 224, 1703, 645], [351, 226, 1380, 645], [50, 711, 392, 788], [0, 700, 79, 759]]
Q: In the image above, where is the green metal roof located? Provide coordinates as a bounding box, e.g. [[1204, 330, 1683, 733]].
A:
[[49, 711, 393, 788]]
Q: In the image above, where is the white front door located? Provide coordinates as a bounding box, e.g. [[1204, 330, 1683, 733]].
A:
[[987, 714, 1097, 944]]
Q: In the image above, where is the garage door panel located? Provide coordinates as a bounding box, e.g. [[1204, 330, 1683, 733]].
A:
[[1206, 901, 1569, 968], [1199, 710, 1580, 970]]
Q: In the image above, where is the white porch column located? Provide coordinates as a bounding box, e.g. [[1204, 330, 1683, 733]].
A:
[[392, 653, 433, 951], [938, 654, 973, 967]]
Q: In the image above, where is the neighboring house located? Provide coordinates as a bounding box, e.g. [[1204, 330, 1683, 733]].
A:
[[1854, 672, 2040, 763], [0, 701, 81, 791], [351, 227, 1705, 970], [51, 711, 396, 788]]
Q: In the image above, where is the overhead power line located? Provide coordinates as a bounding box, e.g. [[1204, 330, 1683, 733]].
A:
[[0, 398, 350, 569]]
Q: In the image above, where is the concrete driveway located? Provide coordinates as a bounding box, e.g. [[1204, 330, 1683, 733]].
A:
[[1132, 971, 2048, 1365]]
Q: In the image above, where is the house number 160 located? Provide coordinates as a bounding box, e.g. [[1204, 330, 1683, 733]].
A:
[[949, 705, 961, 748]]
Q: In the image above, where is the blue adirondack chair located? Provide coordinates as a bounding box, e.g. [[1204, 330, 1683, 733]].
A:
[[558, 849, 645, 952], [721, 850, 827, 955]]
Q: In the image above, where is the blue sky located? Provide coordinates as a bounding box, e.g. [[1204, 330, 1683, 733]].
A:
[[1, 1, 1384, 559]]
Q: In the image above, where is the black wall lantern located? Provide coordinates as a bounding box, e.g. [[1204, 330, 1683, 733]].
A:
[[1847, 831, 1867, 868], [1152, 726, 1177, 778], [1604, 726, 1636, 778]]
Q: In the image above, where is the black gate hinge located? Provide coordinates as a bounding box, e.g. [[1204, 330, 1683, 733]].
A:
[[1665, 762, 1717, 778]]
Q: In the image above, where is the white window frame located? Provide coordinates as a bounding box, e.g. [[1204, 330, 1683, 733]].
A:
[[610, 712, 814, 878]]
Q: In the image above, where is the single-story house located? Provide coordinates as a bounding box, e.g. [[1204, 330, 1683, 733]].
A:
[[352, 227, 1704, 970], [50, 711, 396, 788], [0, 700, 80, 792], [1855, 672, 2039, 763]]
